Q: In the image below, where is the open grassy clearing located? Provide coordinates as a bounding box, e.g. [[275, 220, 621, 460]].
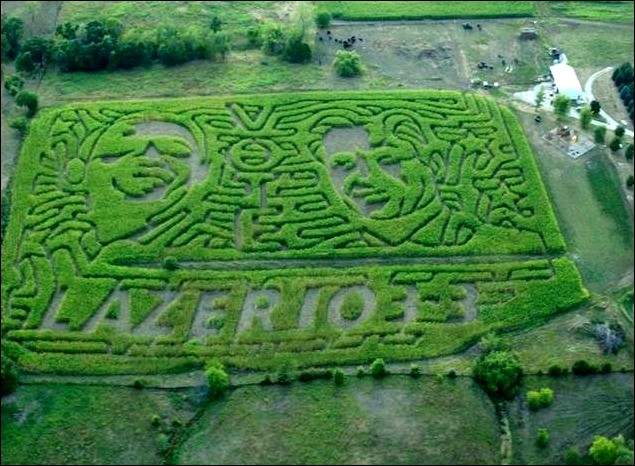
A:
[[510, 373, 634, 465], [1, 383, 202, 465], [546, 1, 634, 23], [318, 1, 536, 21], [175, 375, 500, 465], [1, 90, 587, 375]]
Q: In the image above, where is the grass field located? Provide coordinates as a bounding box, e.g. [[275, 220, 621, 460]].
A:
[[1, 384, 201, 465], [175, 375, 500, 465], [547, 1, 635, 23], [510, 373, 634, 465], [319, 1, 536, 20], [1, 90, 588, 375]]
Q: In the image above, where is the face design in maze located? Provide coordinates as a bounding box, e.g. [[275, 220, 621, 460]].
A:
[[88, 118, 205, 242], [322, 116, 437, 243]]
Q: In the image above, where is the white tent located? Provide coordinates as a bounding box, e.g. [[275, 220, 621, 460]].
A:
[[550, 62, 583, 101]]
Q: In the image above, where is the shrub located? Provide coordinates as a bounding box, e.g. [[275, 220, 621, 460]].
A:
[[356, 366, 366, 377], [316, 12, 331, 28], [298, 368, 332, 382], [205, 362, 229, 398], [9, 117, 28, 137], [447, 369, 458, 379], [609, 137, 622, 152], [163, 256, 178, 270], [283, 34, 311, 63], [478, 332, 509, 354], [548, 364, 567, 376], [255, 295, 269, 309], [526, 390, 542, 411], [625, 144, 633, 161], [15, 90, 38, 117], [156, 433, 170, 453], [614, 125, 626, 137], [589, 436, 618, 465], [599, 362, 612, 374], [472, 351, 523, 399], [370, 358, 387, 378], [151, 414, 161, 427], [538, 387, 554, 407], [333, 368, 345, 386], [1, 352, 19, 397], [571, 360, 597, 375], [564, 446, 581, 465], [553, 94, 571, 120], [580, 107, 593, 129], [259, 373, 273, 385], [133, 378, 145, 389], [627, 175, 634, 189], [410, 364, 422, 377], [536, 427, 550, 448], [333, 50, 363, 77], [590, 100, 601, 115], [594, 125, 607, 143], [276, 363, 295, 385], [4, 74, 24, 96]]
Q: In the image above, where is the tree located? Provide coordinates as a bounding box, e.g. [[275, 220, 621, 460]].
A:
[[580, 106, 593, 129], [14, 51, 35, 75], [210, 16, 223, 33], [261, 21, 286, 55], [1, 351, 19, 396], [609, 137, 622, 152], [17, 37, 54, 73], [594, 125, 607, 144], [614, 125, 625, 137], [625, 144, 634, 161], [536, 428, 550, 448], [535, 86, 545, 108], [205, 362, 229, 399], [553, 94, 571, 120], [333, 368, 345, 386], [316, 12, 332, 28], [564, 446, 581, 465], [472, 350, 523, 399], [333, 50, 363, 77], [589, 436, 618, 465], [590, 100, 601, 115], [163, 256, 178, 270], [627, 175, 634, 189], [1, 15, 24, 60], [4, 74, 24, 96], [15, 90, 38, 118], [370, 358, 387, 378], [283, 34, 312, 63]]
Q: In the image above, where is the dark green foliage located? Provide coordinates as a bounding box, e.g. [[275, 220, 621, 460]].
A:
[[112, 37, 151, 69], [259, 373, 273, 385], [298, 368, 333, 382], [614, 125, 626, 138], [526, 387, 554, 411], [548, 364, 568, 376], [333, 50, 363, 77], [18, 37, 54, 71], [625, 144, 634, 161], [564, 446, 581, 465], [14, 51, 35, 75], [590, 100, 601, 115], [262, 21, 285, 55], [1, 15, 23, 61], [594, 125, 607, 143], [627, 175, 634, 189], [333, 368, 345, 386], [447, 369, 458, 379], [205, 362, 229, 398], [276, 363, 295, 385], [536, 427, 550, 448], [589, 436, 619, 465], [553, 94, 571, 120], [571, 359, 597, 375], [4, 75, 24, 96], [472, 351, 523, 399], [210, 16, 223, 33], [283, 35, 312, 63], [56, 22, 79, 40], [316, 12, 332, 28], [410, 364, 422, 377], [1, 351, 19, 396], [600, 362, 612, 374], [370, 358, 388, 378], [15, 90, 38, 118], [151, 413, 161, 427], [609, 137, 622, 152], [9, 117, 28, 138], [163, 256, 179, 270], [133, 378, 145, 389], [356, 366, 366, 377]]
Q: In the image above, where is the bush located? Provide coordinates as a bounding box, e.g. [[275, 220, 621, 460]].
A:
[[1, 353, 19, 397], [255, 295, 269, 309], [205, 362, 229, 398], [151, 414, 161, 427], [536, 427, 550, 448], [594, 125, 607, 143], [609, 137, 622, 152], [599, 362, 612, 374], [15, 90, 38, 118], [564, 446, 581, 465], [356, 366, 365, 377], [370, 358, 387, 378], [298, 368, 333, 382], [4, 74, 24, 96], [526, 390, 542, 411], [614, 125, 626, 137], [589, 436, 618, 465], [316, 12, 332, 28], [333, 368, 345, 386], [276, 363, 295, 385], [133, 378, 145, 389], [526, 388, 553, 411], [590, 100, 601, 115], [472, 350, 523, 399], [410, 364, 422, 377], [625, 144, 634, 161], [9, 117, 28, 137], [571, 360, 597, 375], [553, 94, 571, 120], [156, 433, 170, 453], [627, 175, 634, 189], [283, 34, 312, 63], [548, 364, 568, 376], [333, 50, 363, 77], [163, 256, 178, 270], [447, 369, 458, 379], [580, 107, 593, 129]]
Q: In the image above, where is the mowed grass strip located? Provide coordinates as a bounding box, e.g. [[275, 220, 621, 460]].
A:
[[547, 1, 635, 23], [175, 376, 500, 465], [319, 1, 535, 20]]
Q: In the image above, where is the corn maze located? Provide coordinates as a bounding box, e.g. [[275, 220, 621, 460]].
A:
[[1, 90, 588, 374]]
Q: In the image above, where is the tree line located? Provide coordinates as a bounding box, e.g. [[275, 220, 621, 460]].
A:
[[612, 62, 634, 123]]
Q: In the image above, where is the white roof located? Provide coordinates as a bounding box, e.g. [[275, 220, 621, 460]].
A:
[[550, 62, 583, 99]]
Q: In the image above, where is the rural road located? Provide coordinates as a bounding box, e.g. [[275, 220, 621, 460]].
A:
[[584, 67, 634, 137]]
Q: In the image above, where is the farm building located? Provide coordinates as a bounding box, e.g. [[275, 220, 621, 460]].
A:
[[549, 62, 584, 101]]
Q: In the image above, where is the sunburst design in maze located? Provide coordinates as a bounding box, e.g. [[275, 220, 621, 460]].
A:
[[1, 91, 587, 375]]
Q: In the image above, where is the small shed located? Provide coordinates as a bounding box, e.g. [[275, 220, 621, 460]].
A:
[[549, 62, 584, 101], [519, 27, 538, 40]]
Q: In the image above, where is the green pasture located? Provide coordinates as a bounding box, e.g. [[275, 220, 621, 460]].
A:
[[547, 1, 635, 23], [318, 1, 536, 21]]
